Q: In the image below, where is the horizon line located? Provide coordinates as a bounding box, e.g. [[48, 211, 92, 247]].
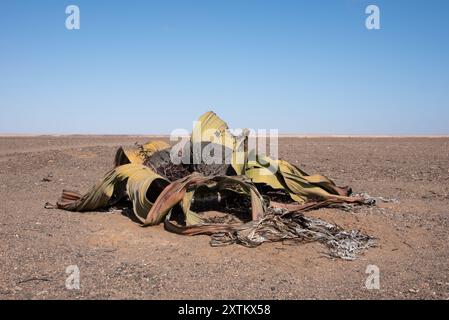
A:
[[1, 133, 449, 138]]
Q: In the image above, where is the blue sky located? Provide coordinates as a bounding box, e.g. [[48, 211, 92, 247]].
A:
[[0, 0, 448, 134]]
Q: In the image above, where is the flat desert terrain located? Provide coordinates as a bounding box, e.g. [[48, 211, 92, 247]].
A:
[[0, 136, 448, 299]]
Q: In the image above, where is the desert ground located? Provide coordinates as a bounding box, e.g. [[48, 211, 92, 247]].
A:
[[0, 136, 448, 300]]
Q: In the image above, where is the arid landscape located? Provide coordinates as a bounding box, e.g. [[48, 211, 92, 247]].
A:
[[0, 136, 448, 299]]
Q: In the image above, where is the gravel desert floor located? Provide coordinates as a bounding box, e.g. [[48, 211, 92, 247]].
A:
[[0, 136, 448, 300]]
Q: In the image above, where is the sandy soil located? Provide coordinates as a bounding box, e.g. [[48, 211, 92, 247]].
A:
[[0, 136, 448, 300]]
